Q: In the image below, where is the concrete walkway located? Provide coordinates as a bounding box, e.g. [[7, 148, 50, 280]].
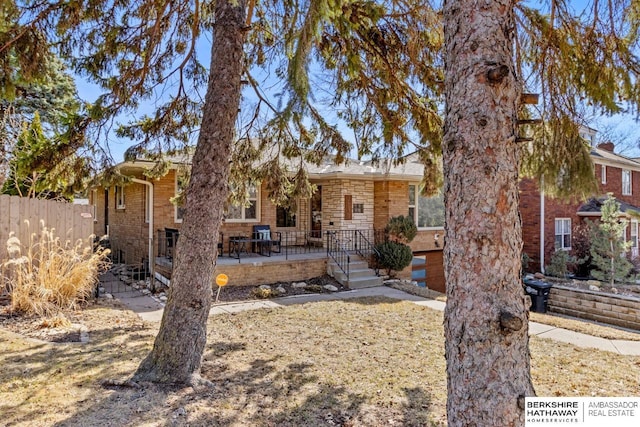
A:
[[100, 272, 640, 356]]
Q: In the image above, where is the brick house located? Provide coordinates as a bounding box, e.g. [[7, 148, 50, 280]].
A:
[[520, 140, 640, 273], [89, 153, 446, 290]]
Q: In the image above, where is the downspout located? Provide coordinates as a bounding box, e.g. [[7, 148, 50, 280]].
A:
[[540, 176, 545, 274], [131, 178, 155, 290]]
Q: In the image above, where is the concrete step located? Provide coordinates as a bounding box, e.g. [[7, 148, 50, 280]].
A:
[[330, 266, 375, 281], [327, 260, 368, 274], [346, 276, 384, 289], [327, 258, 381, 289]]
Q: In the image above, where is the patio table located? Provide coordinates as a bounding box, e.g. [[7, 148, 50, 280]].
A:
[[228, 236, 273, 263]]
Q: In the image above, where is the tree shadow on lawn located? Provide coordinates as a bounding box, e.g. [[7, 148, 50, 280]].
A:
[[0, 322, 154, 427], [37, 336, 439, 427]]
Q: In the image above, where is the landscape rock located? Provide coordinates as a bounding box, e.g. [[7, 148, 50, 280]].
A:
[[589, 285, 600, 291], [104, 293, 113, 299], [324, 285, 338, 292], [259, 285, 272, 290], [587, 280, 601, 287], [276, 286, 286, 294], [292, 282, 308, 288], [141, 289, 151, 295], [159, 295, 168, 302]]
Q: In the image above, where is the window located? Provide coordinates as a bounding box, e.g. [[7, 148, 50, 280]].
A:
[[631, 220, 638, 249], [175, 173, 187, 223], [91, 189, 98, 222], [276, 206, 296, 227], [115, 185, 125, 209], [554, 218, 571, 250], [226, 184, 259, 222], [353, 203, 364, 214], [409, 184, 445, 229], [601, 165, 607, 184], [622, 169, 632, 195]]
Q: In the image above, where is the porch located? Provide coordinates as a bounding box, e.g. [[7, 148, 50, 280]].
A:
[[154, 228, 386, 288]]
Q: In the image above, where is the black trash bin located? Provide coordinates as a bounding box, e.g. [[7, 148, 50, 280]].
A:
[[523, 278, 553, 313]]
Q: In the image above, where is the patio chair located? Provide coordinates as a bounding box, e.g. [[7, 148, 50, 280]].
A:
[[252, 225, 281, 256], [218, 231, 224, 257]]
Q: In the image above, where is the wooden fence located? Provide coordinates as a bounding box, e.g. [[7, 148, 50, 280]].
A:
[[0, 195, 94, 261]]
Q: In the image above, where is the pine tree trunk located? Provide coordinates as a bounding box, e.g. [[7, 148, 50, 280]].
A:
[[442, 1, 535, 425], [133, 0, 247, 385]]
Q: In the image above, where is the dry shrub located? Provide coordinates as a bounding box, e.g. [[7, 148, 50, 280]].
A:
[[38, 314, 72, 329], [0, 222, 111, 317]]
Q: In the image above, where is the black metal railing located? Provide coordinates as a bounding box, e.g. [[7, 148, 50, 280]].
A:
[[355, 230, 381, 275], [326, 231, 350, 279], [156, 227, 388, 269]]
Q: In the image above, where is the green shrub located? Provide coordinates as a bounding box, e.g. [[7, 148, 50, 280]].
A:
[[375, 241, 413, 277], [385, 215, 417, 243], [1, 225, 111, 317], [588, 195, 633, 285], [545, 250, 574, 278]]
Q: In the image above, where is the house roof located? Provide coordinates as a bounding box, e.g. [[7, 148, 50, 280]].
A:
[[577, 197, 640, 217], [114, 150, 426, 181], [590, 146, 640, 169]]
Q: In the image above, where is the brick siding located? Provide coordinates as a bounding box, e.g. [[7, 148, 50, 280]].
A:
[[215, 258, 327, 287], [520, 161, 640, 273]]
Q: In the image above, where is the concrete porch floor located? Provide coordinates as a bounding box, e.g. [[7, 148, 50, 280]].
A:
[[156, 248, 329, 269]]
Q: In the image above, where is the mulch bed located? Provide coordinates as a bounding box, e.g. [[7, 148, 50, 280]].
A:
[[212, 274, 349, 303]]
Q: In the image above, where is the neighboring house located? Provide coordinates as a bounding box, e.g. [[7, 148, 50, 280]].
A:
[[520, 139, 640, 273], [89, 153, 446, 291]]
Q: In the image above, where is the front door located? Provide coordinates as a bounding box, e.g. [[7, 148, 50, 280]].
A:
[[104, 188, 109, 235], [310, 185, 322, 238]]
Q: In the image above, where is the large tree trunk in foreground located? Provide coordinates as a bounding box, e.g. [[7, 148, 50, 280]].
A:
[[134, 0, 247, 385], [442, 1, 535, 425]]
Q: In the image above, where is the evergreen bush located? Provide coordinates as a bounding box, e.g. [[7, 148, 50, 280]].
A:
[[375, 240, 413, 277], [385, 215, 417, 243], [589, 194, 633, 285], [545, 250, 574, 278]]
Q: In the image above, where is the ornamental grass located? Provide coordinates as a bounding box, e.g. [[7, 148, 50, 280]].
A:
[[1, 221, 110, 317]]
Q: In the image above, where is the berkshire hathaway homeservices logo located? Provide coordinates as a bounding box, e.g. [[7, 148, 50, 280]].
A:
[[525, 397, 639, 426]]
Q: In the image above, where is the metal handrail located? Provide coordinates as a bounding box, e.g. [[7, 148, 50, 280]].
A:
[[355, 230, 381, 276], [326, 231, 350, 279]]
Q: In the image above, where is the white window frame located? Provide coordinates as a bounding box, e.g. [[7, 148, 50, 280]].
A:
[[225, 184, 260, 223], [601, 164, 607, 184], [622, 169, 632, 195], [91, 189, 98, 222], [554, 218, 571, 250], [115, 185, 125, 210], [409, 183, 445, 230], [631, 220, 638, 249], [408, 184, 416, 224]]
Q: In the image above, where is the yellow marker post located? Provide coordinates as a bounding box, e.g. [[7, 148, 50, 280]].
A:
[[215, 274, 229, 303]]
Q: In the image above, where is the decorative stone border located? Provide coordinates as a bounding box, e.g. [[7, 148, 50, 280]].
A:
[[548, 285, 640, 331]]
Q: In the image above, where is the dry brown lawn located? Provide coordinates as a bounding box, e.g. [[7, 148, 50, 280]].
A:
[[1, 296, 639, 426]]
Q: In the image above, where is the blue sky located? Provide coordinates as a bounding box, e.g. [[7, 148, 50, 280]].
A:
[[72, 0, 640, 163]]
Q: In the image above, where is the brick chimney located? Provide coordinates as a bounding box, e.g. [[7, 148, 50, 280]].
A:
[[597, 141, 615, 152]]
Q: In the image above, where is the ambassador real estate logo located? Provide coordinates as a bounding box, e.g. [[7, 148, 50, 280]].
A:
[[525, 397, 639, 426]]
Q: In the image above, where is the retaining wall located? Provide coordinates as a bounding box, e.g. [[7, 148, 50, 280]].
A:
[[548, 285, 640, 331]]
